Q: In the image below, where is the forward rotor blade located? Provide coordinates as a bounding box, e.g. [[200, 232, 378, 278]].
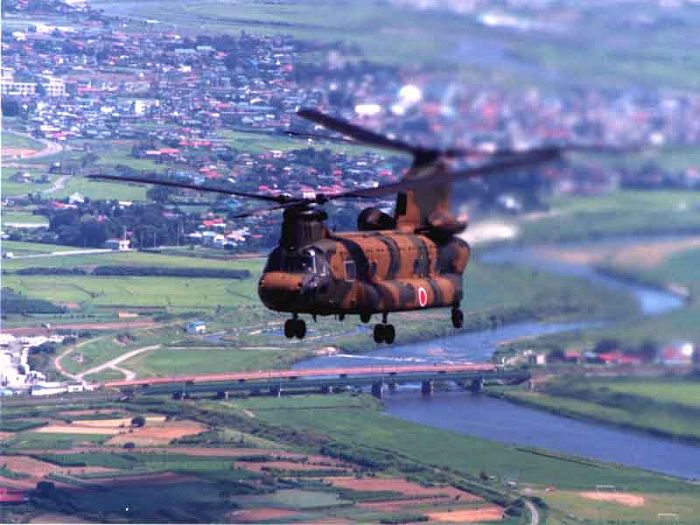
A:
[[297, 108, 418, 155], [285, 129, 364, 147], [230, 201, 301, 219], [88, 174, 289, 203], [326, 149, 561, 200]]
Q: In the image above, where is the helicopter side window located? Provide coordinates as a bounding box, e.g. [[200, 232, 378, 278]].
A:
[[344, 260, 356, 281]]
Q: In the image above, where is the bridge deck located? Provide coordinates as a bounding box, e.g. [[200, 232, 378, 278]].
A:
[[104, 363, 528, 395]]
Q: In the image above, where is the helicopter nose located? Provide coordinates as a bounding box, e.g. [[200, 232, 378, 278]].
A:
[[258, 272, 304, 308]]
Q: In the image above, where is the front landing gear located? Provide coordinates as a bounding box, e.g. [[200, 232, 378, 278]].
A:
[[451, 307, 464, 329], [284, 317, 306, 339], [373, 313, 395, 344], [373, 323, 395, 344]]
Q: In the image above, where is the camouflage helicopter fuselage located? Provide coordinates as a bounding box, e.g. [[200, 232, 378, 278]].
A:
[[259, 229, 470, 316]]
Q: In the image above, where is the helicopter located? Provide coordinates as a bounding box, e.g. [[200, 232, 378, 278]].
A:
[[91, 108, 615, 344]]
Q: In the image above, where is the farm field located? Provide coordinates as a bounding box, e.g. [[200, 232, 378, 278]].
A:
[[0, 396, 521, 524], [588, 379, 700, 409], [520, 190, 700, 244]]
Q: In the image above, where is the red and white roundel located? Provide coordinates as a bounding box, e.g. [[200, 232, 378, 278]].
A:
[[417, 286, 428, 307]]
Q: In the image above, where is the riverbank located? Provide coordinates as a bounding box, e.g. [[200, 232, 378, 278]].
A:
[[489, 380, 700, 445]]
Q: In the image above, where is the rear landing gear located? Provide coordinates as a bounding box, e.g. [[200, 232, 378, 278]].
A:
[[451, 307, 464, 329], [284, 318, 306, 339], [373, 318, 396, 344]]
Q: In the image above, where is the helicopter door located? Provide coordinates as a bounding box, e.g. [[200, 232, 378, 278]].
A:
[[344, 260, 356, 281]]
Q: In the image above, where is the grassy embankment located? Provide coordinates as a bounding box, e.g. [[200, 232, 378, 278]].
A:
[[497, 377, 700, 444]]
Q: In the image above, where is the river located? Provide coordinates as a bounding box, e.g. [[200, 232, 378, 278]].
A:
[[296, 241, 699, 479]]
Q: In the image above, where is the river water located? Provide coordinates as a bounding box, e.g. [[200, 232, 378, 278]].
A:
[[296, 242, 699, 479]]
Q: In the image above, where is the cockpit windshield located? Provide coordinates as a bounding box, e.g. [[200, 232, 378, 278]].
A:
[[265, 248, 326, 275]]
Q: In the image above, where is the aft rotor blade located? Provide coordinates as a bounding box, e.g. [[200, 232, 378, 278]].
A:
[[326, 149, 561, 199], [297, 108, 418, 155], [88, 174, 289, 203]]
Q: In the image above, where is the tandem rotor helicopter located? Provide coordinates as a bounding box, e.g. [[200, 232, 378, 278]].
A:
[[91, 108, 622, 344]]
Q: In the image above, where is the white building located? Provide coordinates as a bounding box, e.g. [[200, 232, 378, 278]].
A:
[[186, 321, 206, 334], [104, 238, 131, 251]]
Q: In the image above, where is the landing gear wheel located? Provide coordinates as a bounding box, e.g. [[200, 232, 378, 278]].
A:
[[360, 312, 371, 324], [373, 324, 385, 344], [294, 319, 306, 339], [284, 319, 295, 339], [384, 324, 395, 344], [451, 308, 464, 329]]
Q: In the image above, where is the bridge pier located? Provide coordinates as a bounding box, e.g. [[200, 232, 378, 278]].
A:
[[216, 391, 229, 400], [470, 377, 484, 393], [371, 381, 384, 399], [270, 385, 282, 397], [421, 380, 433, 397]]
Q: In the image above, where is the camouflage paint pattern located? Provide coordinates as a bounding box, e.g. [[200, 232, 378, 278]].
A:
[[258, 228, 470, 316]]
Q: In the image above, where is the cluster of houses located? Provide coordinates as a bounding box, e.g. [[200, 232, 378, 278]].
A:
[[515, 340, 697, 368], [0, 333, 93, 396]]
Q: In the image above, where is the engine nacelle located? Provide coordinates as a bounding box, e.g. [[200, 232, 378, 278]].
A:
[[357, 207, 395, 231]]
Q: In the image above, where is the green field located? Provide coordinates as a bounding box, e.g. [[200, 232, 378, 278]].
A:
[[543, 490, 700, 525], [51, 174, 149, 201], [1, 240, 78, 255], [216, 129, 376, 156], [1, 210, 49, 225], [1, 166, 53, 196], [122, 346, 304, 377]]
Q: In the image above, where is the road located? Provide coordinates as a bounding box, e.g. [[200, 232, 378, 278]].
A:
[[43, 174, 70, 195], [8, 248, 112, 260], [76, 344, 160, 381], [54, 337, 104, 381], [524, 499, 540, 525]]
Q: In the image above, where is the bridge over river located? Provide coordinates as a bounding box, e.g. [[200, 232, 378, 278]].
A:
[[104, 363, 529, 399]]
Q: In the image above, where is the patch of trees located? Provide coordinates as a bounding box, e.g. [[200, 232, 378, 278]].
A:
[[15, 267, 88, 275], [12, 266, 250, 278], [91, 266, 250, 279], [28, 342, 59, 378], [44, 200, 201, 249], [1, 288, 66, 314]]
